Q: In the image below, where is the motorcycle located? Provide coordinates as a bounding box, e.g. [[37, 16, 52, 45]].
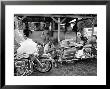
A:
[[14, 52, 53, 76], [57, 41, 97, 63]]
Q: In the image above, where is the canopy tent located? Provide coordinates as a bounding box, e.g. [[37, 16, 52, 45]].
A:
[[14, 14, 97, 42]]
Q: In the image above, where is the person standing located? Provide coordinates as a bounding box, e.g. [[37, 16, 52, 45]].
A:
[[41, 27, 50, 45], [14, 16, 25, 44]]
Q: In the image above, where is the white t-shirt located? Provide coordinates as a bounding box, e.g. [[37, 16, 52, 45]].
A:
[[17, 38, 38, 55]]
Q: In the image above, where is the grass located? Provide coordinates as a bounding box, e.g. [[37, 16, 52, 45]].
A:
[[31, 58, 97, 76]]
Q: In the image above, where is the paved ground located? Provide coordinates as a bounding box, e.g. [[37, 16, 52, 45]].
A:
[[31, 58, 97, 76]]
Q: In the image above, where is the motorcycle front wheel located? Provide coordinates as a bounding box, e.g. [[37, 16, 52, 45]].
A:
[[14, 61, 34, 76], [35, 60, 52, 73]]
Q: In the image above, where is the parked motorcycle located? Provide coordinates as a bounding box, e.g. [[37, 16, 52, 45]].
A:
[[57, 42, 97, 63], [14, 52, 52, 76]]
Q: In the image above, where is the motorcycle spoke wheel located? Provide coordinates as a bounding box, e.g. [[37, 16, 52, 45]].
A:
[[16, 67, 26, 76], [36, 60, 52, 73]]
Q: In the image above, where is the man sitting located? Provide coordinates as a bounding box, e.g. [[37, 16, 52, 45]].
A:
[[16, 25, 39, 57], [17, 38, 38, 56]]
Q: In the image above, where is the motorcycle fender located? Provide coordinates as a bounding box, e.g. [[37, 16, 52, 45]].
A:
[[42, 58, 53, 61]]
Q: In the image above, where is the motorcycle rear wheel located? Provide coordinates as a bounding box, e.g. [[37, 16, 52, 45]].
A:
[[35, 60, 52, 73]]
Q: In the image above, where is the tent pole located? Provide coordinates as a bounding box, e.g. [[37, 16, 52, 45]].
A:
[[92, 19, 94, 36], [58, 18, 60, 42]]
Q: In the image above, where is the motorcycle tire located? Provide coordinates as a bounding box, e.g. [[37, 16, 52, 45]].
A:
[[35, 60, 52, 73], [15, 67, 27, 76]]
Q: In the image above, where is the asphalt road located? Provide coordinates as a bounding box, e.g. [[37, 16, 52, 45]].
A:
[[31, 58, 97, 76]]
